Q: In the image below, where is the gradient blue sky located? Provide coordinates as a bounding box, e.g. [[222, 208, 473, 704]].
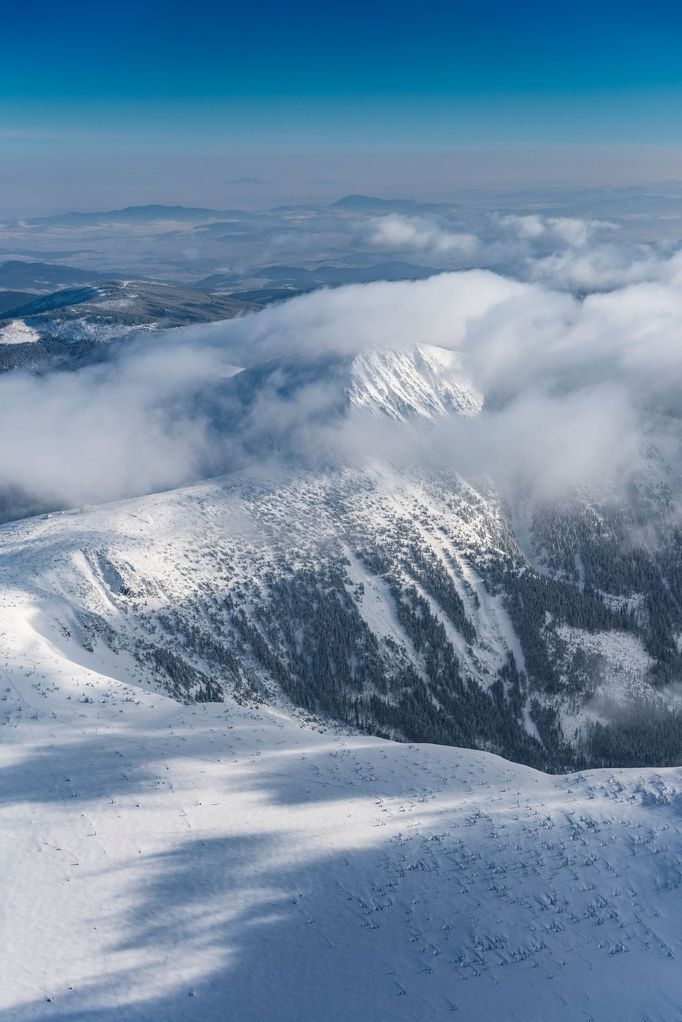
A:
[[2, 0, 682, 211]]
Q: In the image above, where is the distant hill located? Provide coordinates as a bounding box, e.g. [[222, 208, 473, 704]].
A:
[[331, 194, 421, 212], [1, 279, 255, 328], [0, 260, 101, 291], [0, 280, 256, 375], [330, 194, 451, 213], [198, 261, 442, 300], [25, 205, 236, 227], [0, 290, 33, 315]]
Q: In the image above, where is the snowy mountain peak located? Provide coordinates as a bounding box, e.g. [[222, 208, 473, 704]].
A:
[[347, 343, 482, 420]]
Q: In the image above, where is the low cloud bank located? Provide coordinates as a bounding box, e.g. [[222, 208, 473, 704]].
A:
[[360, 209, 681, 292], [0, 252, 681, 515], [363, 213, 479, 256]]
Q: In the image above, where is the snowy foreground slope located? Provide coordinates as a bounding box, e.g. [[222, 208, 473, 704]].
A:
[[2, 503, 682, 1020]]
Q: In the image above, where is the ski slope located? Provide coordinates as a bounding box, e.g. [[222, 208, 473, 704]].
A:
[[1, 517, 682, 1021]]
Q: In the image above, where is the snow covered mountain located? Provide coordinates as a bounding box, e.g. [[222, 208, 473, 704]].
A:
[[0, 280, 254, 374], [347, 345, 482, 419], [0, 280, 254, 329], [2, 264, 682, 1018], [207, 343, 482, 443], [0, 448, 677, 774], [1, 520, 682, 1020], [0, 316, 679, 770]]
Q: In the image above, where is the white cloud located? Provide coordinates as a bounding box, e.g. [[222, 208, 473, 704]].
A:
[[354, 209, 659, 293], [363, 214, 479, 255], [496, 213, 616, 249]]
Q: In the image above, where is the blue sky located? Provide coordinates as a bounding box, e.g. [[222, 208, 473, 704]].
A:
[[2, 0, 682, 210]]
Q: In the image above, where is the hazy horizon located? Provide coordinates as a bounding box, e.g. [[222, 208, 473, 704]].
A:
[[5, 149, 682, 219]]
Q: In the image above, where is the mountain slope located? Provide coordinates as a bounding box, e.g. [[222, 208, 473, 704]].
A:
[[0, 281, 256, 374], [1, 561, 682, 1021], [0, 290, 33, 314], [0, 326, 679, 769], [0, 446, 676, 772], [347, 345, 482, 419], [0, 260, 99, 292], [0, 280, 255, 328]]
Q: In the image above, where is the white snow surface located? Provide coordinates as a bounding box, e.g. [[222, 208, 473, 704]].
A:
[[555, 625, 655, 736], [347, 344, 482, 420], [1, 489, 682, 1020], [0, 319, 40, 345], [43, 318, 158, 343]]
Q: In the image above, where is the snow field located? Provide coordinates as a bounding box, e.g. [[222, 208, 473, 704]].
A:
[[1, 588, 682, 1020]]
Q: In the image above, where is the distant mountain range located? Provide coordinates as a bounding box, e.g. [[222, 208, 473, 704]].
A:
[[0, 251, 445, 314], [4, 196, 455, 229], [18, 204, 239, 227]]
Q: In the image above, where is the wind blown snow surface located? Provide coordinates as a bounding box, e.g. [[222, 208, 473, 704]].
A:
[[1, 499, 682, 1021]]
